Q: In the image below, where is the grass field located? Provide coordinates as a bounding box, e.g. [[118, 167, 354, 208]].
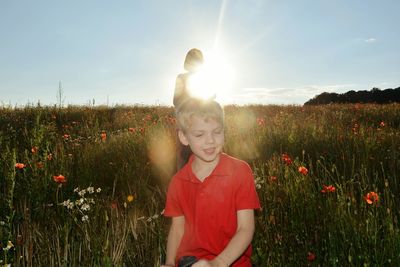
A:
[[1, 103, 399, 266]]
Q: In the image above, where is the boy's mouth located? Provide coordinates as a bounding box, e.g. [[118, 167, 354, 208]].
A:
[[203, 148, 216, 155]]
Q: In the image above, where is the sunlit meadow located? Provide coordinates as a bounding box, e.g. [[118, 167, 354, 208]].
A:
[[1, 103, 400, 266]]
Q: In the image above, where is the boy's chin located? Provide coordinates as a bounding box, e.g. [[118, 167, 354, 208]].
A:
[[196, 151, 221, 162]]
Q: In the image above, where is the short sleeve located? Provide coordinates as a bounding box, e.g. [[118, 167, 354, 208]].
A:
[[164, 177, 184, 217], [235, 163, 261, 211]]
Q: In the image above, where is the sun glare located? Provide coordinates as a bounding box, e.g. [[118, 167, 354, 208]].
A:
[[187, 50, 234, 104]]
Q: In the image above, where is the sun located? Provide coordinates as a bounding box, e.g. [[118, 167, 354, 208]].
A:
[[187, 49, 234, 104]]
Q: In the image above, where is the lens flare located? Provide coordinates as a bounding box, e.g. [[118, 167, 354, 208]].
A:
[[187, 50, 234, 103]]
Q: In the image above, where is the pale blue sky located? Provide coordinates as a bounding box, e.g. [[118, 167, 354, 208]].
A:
[[1, 0, 399, 106]]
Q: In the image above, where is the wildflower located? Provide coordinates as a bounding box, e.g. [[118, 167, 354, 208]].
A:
[[270, 176, 278, 182], [73, 187, 79, 192], [81, 203, 90, 211], [256, 117, 266, 126], [31, 146, 38, 154], [352, 123, 359, 135], [111, 201, 118, 209], [380, 121, 385, 127], [81, 215, 89, 222], [16, 234, 23, 246], [364, 191, 379, 205], [96, 187, 101, 193], [75, 198, 85, 206], [53, 174, 66, 184], [128, 127, 136, 133], [63, 134, 70, 140], [298, 166, 308, 176], [127, 194, 135, 202], [307, 252, 316, 262], [321, 185, 336, 193], [282, 153, 292, 165], [47, 153, 53, 161], [3, 241, 14, 251], [78, 189, 86, 197], [36, 162, 44, 169], [101, 131, 107, 141], [15, 163, 26, 169], [62, 199, 74, 209], [254, 177, 265, 189], [87, 187, 95, 194]]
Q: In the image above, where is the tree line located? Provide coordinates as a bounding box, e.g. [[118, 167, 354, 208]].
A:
[[304, 87, 400, 105]]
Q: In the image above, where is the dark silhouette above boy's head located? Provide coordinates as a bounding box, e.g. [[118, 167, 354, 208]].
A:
[[183, 48, 204, 73]]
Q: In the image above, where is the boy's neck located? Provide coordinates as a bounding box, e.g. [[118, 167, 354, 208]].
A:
[[191, 153, 221, 182]]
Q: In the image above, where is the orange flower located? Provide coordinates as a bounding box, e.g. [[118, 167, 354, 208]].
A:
[[127, 194, 135, 202], [53, 174, 66, 184], [364, 191, 379, 205], [15, 163, 26, 169], [321, 185, 336, 193], [307, 252, 316, 262], [282, 153, 292, 165], [101, 131, 107, 141], [298, 166, 308, 175]]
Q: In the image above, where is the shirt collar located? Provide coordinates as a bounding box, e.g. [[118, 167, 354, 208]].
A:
[[181, 153, 232, 183]]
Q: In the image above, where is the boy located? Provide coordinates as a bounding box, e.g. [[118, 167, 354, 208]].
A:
[[162, 99, 260, 267]]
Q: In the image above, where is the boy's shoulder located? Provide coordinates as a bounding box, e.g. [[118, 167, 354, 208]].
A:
[[213, 153, 252, 176]]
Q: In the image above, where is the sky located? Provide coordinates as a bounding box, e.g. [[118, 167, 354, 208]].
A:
[[0, 0, 399, 106]]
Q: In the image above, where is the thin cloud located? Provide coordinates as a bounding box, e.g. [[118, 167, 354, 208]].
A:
[[232, 84, 360, 104], [365, 38, 377, 43]]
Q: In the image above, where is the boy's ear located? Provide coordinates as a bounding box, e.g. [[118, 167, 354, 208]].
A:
[[178, 130, 189, 146]]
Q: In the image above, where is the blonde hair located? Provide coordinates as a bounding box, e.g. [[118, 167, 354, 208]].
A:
[[176, 98, 224, 132]]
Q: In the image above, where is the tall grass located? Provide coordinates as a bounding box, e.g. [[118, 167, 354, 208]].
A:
[[0, 103, 399, 266]]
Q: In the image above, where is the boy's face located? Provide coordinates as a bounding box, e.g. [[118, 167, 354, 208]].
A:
[[179, 115, 224, 164]]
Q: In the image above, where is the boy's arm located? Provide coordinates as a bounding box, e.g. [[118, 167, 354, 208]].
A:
[[163, 215, 185, 267], [194, 209, 255, 267]]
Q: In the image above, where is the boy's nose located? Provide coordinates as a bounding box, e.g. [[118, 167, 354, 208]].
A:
[[205, 134, 215, 144]]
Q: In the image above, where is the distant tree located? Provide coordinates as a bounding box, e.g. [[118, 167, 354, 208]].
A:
[[304, 87, 400, 105]]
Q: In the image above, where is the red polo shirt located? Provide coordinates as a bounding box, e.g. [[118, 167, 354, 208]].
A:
[[164, 153, 261, 266]]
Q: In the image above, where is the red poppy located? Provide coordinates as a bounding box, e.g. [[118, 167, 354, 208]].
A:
[[53, 174, 66, 184], [256, 117, 266, 126], [321, 185, 336, 193], [31, 146, 38, 154], [307, 252, 316, 262], [364, 191, 379, 205], [128, 127, 136, 133], [15, 163, 26, 169], [63, 134, 70, 140], [380, 121, 385, 127], [101, 132, 107, 141], [270, 176, 278, 182], [298, 166, 308, 176], [282, 153, 293, 165], [36, 162, 44, 169]]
